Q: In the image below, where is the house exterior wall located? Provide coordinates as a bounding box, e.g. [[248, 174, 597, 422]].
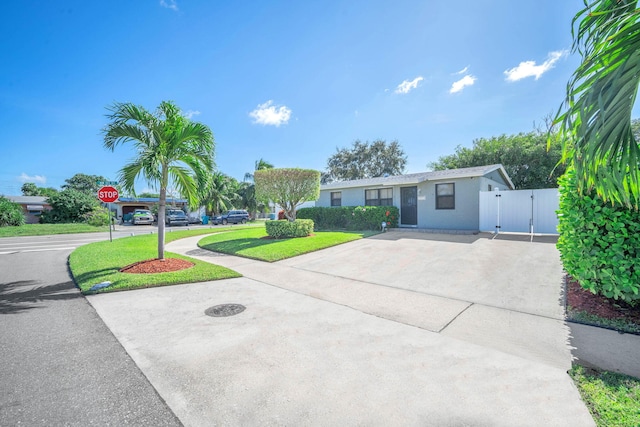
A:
[[414, 178, 480, 230], [315, 170, 513, 231]]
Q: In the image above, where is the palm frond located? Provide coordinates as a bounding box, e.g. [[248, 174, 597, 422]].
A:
[[555, 0, 640, 207]]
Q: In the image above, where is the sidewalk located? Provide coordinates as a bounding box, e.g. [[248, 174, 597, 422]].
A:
[[85, 234, 601, 426]]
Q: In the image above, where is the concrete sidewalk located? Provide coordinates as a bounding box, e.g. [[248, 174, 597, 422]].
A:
[[85, 234, 600, 426]]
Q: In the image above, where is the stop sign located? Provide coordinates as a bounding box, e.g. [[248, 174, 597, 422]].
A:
[[98, 186, 119, 203]]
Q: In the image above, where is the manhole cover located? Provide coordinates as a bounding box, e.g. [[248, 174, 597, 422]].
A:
[[205, 304, 246, 317]]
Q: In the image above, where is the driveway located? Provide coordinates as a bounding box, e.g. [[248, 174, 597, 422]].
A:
[[87, 230, 594, 426]]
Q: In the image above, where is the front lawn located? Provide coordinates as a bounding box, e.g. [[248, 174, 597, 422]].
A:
[[0, 223, 105, 237], [70, 228, 247, 294], [570, 365, 640, 426], [198, 228, 377, 262]]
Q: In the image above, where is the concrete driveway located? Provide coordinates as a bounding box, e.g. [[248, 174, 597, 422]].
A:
[[87, 231, 594, 426]]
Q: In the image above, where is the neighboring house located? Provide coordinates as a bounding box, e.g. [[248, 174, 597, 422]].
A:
[[113, 197, 189, 222], [6, 196, 52, 224], [316, 164, 515, 231]]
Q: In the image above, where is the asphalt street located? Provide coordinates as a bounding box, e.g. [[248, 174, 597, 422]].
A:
[[0, 246, 182, 426]]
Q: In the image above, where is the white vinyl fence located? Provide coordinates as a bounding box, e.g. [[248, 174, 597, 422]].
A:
[[479, 188, 560, 235]]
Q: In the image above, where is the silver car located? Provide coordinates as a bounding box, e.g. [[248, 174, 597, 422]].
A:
[[132, 209, 154, 225]]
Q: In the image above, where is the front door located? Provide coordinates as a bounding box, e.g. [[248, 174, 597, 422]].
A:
[[401, 186, 418, 226]]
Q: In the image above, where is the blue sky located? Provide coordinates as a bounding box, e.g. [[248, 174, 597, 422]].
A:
[[0, 0, 619, 195]]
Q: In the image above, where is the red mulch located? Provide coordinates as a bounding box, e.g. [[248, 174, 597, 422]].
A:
[[566, 277, 640, 326], [120, 258, 194, 274]]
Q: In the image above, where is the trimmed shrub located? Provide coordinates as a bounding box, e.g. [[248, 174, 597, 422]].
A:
[[84, 207, 112, 227], [297, 206, 399, 231], [557, 169, 640, 305], [265, 219, 314, 238], [0, 196, 25, 227]]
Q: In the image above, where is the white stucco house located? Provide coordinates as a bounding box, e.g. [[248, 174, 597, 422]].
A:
[[315, 164, 515, 231]]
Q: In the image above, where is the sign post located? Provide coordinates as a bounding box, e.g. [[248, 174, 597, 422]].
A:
[[98, 185, 119, 242]]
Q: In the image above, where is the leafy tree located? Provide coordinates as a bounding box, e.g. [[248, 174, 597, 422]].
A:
[[255, 168, 320, 221], [103, 100, 214, 259], [554, 0, 640, 208], [137, 192, 161, 198], [429, 130, 565, 189], [40, 189, 99, 223], [21, 183, 39, 196], [0, 196, 25, 227], [21, 182, 58, 197], [62, 173, 109, 195], [324, 139, 407, 183]]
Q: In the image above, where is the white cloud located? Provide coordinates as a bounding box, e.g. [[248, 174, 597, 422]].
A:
[[504, 50, 568, 82], [454, 66, 469, 75], [249, 101, 292, 127], [450, 75, 476, 94], [395, 76, 424, 94], [19, 173, 46, 184], [183, 110, 201, 119], [160, 0, 178, 11]]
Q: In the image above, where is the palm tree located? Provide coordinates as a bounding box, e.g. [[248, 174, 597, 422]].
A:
[[555, 0, 640, 208], [244, 158, 274, 182], [103, 101, 214, 259], [242, 158, 274, 217], [200, 171, 237, 216]]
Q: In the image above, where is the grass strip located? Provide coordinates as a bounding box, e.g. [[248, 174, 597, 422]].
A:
[[70, 227, 251, 294], [198, 228, 378, 262], [567, 309, 640, 335], [569, 365, 640, 426], [0, 223, 105, 237]]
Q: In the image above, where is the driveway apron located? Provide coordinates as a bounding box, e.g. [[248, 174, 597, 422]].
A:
[[85, 231, 594, 426]]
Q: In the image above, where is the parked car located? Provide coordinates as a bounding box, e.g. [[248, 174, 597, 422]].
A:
[[212, 209, 249, 225], [132, 209, 154, 225], [165, 209, 189, 226]]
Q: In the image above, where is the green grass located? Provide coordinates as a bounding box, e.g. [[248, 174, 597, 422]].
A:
[[198, 228, 378, 262], [567, 308, 640, 335], [70, 227, 251, 294], [0, 223, 105, 237], [570, 365, 640, 426]]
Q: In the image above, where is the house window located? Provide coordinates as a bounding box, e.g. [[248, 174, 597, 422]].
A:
[[331, 192, 342, 207], [436, 183, 455, 209], [365, 188, 393, 206], [488, 184, 492, 191]]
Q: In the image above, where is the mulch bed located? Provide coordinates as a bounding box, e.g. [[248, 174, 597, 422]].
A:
[[120, 258, 194, 274], [566, 276, 640, 326]]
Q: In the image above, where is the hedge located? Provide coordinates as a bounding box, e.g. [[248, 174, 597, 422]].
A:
[[557, 169, 640, 305], [297, 206, 399, 231], [265, 219, 314, 238]]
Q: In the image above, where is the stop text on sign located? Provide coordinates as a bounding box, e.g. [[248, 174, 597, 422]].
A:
[[98, 186, 119, 203]]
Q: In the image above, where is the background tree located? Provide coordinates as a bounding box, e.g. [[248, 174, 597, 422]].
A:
[[21, 182, 58, 197], [62, 173, 108, 195], [241, 158, 274, 217], [0, 196, 25, 227], [324, 139, 407, 183], [199, 172, 238, 216], [554, 0, 640, 208], [40, 189, 99, 223], [103, 100, 215, 259], [255, 168, 320, 221], [429, 130, 565, 189]]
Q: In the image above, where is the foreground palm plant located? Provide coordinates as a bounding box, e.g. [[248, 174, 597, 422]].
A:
[[103, 101, 215, 259], [554, 0, 640, 208]]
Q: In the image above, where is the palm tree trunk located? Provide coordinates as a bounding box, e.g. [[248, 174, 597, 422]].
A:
[[157, 166, 168, 260]]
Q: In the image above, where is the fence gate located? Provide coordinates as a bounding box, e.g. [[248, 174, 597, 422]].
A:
[[479, 188, 559, 234]]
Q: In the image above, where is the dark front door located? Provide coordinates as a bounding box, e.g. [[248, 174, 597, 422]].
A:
[[401, 186, 418, 226]]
